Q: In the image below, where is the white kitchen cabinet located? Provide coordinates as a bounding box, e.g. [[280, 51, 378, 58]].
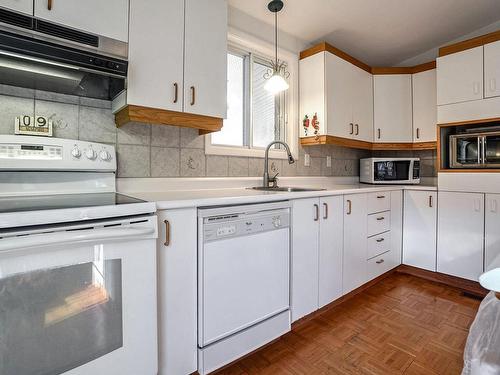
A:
[[373, 74, 413, 143], [300, 51, 373, 141], [1, 0, 32, 15], [412, 69, 437, 142], [127, 0, 184, 112], [343, 193, 368, 293], [390, 190, 403, 268], [403, 190, 437, 271], [291, 198, 320, 322], [437, 192, 484, 281], [484, 41, 500, 99], [157, 208, 198, 375], [183, 0, 227, 118], [437, 47, 483, 105], [485, 194, 500, 271], [318, 196, 343, 308], [34, 0, 129, 42]]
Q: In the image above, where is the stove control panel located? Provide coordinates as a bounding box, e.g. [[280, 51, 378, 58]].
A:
[[0, 135, 116, 171]]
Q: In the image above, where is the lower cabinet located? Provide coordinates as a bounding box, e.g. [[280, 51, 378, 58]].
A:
[[437, 192, 484, 281], [403, 190, 437, 271], [485, 194, 500, 271], [157, 208, 198, 375]]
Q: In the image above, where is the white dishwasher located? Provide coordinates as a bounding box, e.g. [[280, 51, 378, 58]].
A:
[[197, 201, 291, 375]]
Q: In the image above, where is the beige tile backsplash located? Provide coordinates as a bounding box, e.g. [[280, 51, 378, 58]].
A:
[[0, 84, 437, 178]]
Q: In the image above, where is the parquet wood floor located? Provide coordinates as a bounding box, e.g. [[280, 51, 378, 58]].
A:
[[217, 273, 481, 375]]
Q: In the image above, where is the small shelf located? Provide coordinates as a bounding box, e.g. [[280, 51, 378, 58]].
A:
[[300, 135, 437, 151], [115, 105, 223, 135]]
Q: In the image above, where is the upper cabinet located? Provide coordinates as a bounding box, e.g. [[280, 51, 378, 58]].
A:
[[373, 74, 413, 143], [437, 46, 483, 106], [484, 40, 500, 99], [34, 0, 129, 42], [1, 0, 33, 15], [412, 69, 437, 142], [114, 0, 227, 133]]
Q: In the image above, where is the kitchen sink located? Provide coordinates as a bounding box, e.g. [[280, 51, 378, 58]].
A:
[[249, 186, 326, 192]]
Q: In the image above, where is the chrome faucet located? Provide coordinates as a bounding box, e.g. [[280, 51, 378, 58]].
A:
[[263, 141, 295, 188]]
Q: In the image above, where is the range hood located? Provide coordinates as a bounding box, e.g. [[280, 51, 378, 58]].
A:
[[0, 9, 127, 100]]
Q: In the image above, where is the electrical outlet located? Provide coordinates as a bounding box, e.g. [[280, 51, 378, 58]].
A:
[[326, 155, 332, 168], [304, 153, 311, 167]]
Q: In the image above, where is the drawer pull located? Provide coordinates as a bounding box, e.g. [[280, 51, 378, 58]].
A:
[[376, 195, 386, 199], [376, 259, 385, 264], [376, 238, 385, 243], [164, 220, 171, 246], [376, 216, 385, 221], [429, 195, 433, 208]]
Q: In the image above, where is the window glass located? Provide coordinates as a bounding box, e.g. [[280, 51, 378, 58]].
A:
[[252, 61, 277, 148]]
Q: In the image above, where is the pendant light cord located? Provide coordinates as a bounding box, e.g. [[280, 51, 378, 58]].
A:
[[275, 11, 278, 69]]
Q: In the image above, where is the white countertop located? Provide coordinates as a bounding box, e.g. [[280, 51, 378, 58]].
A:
[[119, 178, 437, 210]]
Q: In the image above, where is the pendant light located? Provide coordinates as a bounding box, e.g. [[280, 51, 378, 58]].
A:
[[264, 0, 289, 94]]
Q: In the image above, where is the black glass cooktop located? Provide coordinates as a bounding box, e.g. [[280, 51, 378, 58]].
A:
[[0, 193, 145, 213]]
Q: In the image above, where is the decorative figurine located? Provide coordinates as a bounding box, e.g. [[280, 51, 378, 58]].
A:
[[302, 114, 310, 136], [312, 113, 320, 135]]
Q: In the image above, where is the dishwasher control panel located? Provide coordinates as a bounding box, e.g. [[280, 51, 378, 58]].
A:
[[202, 209, 290, 242]]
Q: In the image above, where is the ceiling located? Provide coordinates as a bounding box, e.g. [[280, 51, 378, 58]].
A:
[[228, 0, 500, 66]]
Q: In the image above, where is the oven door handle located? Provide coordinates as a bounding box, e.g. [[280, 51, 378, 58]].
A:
[[0, 226, 156, 254]]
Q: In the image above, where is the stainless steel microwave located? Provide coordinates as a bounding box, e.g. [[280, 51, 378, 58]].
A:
[[360, 158, 420, 184], [450, 131, 500, 168]]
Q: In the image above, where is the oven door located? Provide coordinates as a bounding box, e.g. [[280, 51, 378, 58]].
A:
[[0, 216, 158, 375], [450, 134, 483, 168]]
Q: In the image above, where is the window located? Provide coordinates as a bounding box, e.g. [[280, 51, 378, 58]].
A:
[[209, 47, 289, 155]]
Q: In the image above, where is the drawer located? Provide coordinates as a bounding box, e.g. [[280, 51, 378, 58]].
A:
[[367, 192, 391, 214], [367, 211, 391, 237], [367, 250, 393, 281], [367, 231, 391, 260]]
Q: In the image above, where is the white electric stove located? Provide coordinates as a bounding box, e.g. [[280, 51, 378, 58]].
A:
[[0, 135, 158, 375]]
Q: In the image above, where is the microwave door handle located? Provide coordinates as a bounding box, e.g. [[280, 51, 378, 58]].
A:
[[477, 137, 481, 164], [482, 137, 486, 165], [0, 226, 156, 254]]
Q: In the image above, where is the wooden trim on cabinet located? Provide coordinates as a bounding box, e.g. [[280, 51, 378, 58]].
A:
[[299, 42, 372, 73], [439, 29, 500, 57], [115, 105, 223, 135], [371, 67, 413, 75], [410, 60, 437, 73], [371, 141, 437, 150], [397, 265, 488, 298], [438, 116, 500, 128], [300, 135, 436, 151]]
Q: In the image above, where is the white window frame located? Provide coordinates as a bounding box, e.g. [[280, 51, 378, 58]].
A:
[[205, 27, 299, 160]]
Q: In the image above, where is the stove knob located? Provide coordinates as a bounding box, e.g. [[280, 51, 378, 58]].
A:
[[85, 147, 97, 160], [71, 146, 81, 158], [99, 150, 111, 161]]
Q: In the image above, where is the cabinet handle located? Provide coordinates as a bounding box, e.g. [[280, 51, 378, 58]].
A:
[[355, 124, 359, 136], [473, 82, 480, 95], [377, 128, 381, 139], [47, 0, 52, 10], [323, 202, 328, 220], [376, 238, 385, 243], [190, 86, 196, 106], [416, 128, 420, 139], [490, 79, 497, 93], [491, 199, 498, 213], [376, 259, 385, 264], [314, 204, 319, 221], [349, 123, 354, 135], [376, 195, 386, 199], [376, 216, 385, 221], [474, 198, 481, 212], [346, 200, 352, 215], [173, 83, 178, 104], [429, 195, 433, 208], [163, 220, 171, 246]]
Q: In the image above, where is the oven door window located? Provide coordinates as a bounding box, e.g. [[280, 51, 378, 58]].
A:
[[484, 134, 500, 166], [374, 161, 410, 181], [0, 259, 123, 375]]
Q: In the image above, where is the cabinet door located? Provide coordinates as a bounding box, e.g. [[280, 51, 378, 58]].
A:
[[352, 66, 374, 142], [318, 196, 343, 308], [390, 190, 403, 269], [485, 194, 500, 271], [299, 53, 326, 137], [485, 41, 500, 99], [437, 47, 483, 105], [157, 208, 198, 375], [184, 0, 227, 118], [437, 192, 484, 281], [1, 0, 32, 15], [34, 0, 128, 42], [373, 74, 413, 143], [291, 198, 320, 322], [412, 69, 437, 142], [403, 190, 437, 271], [343, 194, 367, 294], [127, 0, 184, 112]]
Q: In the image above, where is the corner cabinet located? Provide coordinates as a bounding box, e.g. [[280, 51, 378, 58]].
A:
[[412, 69, 437, 142], [157, 208, 198, 375], [114, 0, 227, 133]]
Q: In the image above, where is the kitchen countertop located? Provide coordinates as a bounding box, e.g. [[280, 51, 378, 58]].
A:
[[124, 183, 437, 210]]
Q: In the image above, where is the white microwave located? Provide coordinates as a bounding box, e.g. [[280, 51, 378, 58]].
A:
[[360, 158, 420, 184]]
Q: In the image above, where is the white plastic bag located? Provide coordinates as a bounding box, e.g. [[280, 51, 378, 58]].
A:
[[462, 291, 500, 375]]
